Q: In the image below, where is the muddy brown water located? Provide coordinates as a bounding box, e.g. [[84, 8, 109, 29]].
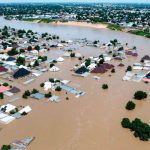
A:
[[0, 17, 150, 150]]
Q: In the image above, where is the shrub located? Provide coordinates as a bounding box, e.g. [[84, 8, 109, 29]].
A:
[[1, 145, 11, 150], [70, 53, 75, 57], [50, 63, 55, 68], [22, 90, 31, 99], [3, 83, 9, 86], [0, 93, 4, 99], [21, 112, 28, 116], [55, 86, 62, 91], [126, 66, 132, 71], [31, 89, 39, 94], [121, 118, 131, 128], [111, 68, 115, 73], [134, 91, 148, 100], [126, 101, 136, 110], [45, 92, 52, 98], [49, 78, 54, 83], [102, 84, 108, 89], [40, 83, 44, 87]]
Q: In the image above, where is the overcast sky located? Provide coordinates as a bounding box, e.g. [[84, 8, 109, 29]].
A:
[[0, 0, 150, 3]]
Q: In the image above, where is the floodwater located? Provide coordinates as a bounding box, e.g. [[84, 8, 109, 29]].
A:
[[0, 17, 150, 150]]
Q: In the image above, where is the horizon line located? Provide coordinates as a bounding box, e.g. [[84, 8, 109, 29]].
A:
[[0, 2, 150, 4]]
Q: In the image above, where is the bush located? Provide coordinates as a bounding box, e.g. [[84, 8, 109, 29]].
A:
[[111, 68, 115, 73], [31, 89, 39, 94], [126, 66, 132, 71], [40, 83, 44, 87], [1, 145, 11, 150], [126, 101, 136, 110], [45, 92, 52, 98], [134, 91, 148, 100], [22, 90, 30, 99], [70, 53, 75, 57], [55, 86, 62, 91], [102, 84, 108, 89], [121, 118, 131, 128], [0, 93, 4, 99], [3, 83, 9, 87], [50, 63, 55, 68], [49, 78, 54, 83]]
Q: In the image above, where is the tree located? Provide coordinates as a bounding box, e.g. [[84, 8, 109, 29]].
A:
[[16, 57, 25, 65], [33, 60, 39, 67], [31, 89, 39, 94], [34, 45, 40, 51], [0, 93, 4, 99], [102, 84, 108, 89], [111, 68, 115, 73], [27, 46, 32, 51], [22, 90, 31, 99], [7, 48, 18, 56], [40, 83, 44, 87], [126, 101, 136, 110], [50, 63, 55, 68], [45, 92, 52, 98], [70, 53, 75, 57], [134, 91, 148, 100], [3, 83, 9, 87], [55, 86, 62, 91], [121, 118, 131, 128], [126, 66, 132, 72], [121, 118, 150, 141], [1, 145, 11, 150]]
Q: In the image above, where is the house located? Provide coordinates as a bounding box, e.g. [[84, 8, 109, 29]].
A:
[[0, 66, 8, 73], [0, 104, 16, 113], [49, 66, 60, 72], [57, 57, 64, 62], [13, 68, 30, 78], [0, 86, 9, 93], [75, 67, 89, 74], [31, 93, 45, 100]]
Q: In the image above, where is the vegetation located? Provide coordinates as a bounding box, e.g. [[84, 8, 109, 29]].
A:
[[70, 53, 75, 57], [3, 83, 9, 87], [121, 118, 150, 141], [134, 91, 148, 100], [16, 57, 25, 65], [126, 101, 136, 110], [40, 83, 44, 87], [22, 90, 31, 99], [45, 92, 52, 98], [102, 84, 108, 90], [31, 89, 39, 94], [0, 93, 4, 99], [107, 24, 124, 31], [111, 68, 115, 73], [7, 48, 18, 56], [1, 145, 11, 150], [126, 66, 132, 72], [55, 86, 62, 91]]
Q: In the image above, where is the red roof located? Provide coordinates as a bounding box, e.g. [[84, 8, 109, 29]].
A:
[[91, 66, 107, 73], [0, 86, 9, 93], [0, 67, 8, 72], [118, 63, 125, 67]]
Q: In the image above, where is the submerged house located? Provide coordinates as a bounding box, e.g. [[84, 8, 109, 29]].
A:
[[13, 68, 30, 79], [143, 72, 150, 82], [75, 67, 89, 74]]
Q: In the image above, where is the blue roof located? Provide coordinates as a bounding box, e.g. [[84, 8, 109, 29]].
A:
[[6, 57, 16, 61], [31, 93, 45, 100]]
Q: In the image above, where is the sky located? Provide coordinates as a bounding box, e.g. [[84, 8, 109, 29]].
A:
[[0, 0, 150, 3]]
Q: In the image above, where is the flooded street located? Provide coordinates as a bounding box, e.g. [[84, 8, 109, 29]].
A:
[[0, 17, 150, 150]]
